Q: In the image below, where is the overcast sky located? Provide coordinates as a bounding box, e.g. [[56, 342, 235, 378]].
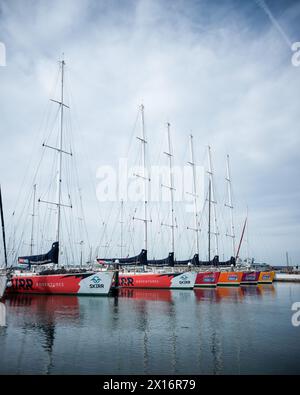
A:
[[0, 0, 299, 266]]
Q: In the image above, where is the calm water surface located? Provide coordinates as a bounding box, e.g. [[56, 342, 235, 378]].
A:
[[0, 283, 300, 374]]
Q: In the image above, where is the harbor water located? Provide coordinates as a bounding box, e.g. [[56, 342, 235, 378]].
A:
[[0, 282, 300, 375]]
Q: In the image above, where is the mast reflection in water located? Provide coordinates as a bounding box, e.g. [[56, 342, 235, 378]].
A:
[[0, 283, 300, 374]]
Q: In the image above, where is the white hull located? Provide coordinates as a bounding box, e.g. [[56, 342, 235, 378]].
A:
[[275, 273, 300, 282], [0, 274, 7, 299]]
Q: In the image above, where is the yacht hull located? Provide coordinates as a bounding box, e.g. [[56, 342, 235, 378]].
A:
[[195, 272, 220, 287], [6, 271, 114, 295], [258, 271, 275, 284], [241, 271, 260, 285], [0, 274, 7, 299], [117, 271, 196, 289], [217, 271, 243, 286]]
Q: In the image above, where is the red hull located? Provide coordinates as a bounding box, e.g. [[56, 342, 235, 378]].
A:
[[6, 271, 113, 295], [241, 271, 260, 284], [117, 271, 196, 289], [195, 272, 220, 287]]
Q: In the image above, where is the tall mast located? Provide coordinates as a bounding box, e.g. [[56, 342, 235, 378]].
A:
[[39, 57, 72, 267], [133, 104, 150, 251], [161, 122, 176, 254], [207, 146, 219, 256], [141, 105, 148, 251], [30, 184, 37, 255], [286, 251, 289, 267], [57, 58, 65, 245], [0, 185, 8, 268], [208, 179, 211, 263], [225, 154, 235, 256], [187, 134, 199, 255]]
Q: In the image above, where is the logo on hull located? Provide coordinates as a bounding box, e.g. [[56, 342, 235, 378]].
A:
[[89, 275, 104, 289], [179, 274, 191, 285]]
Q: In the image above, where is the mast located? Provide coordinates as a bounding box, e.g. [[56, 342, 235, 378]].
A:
[[208, 179, 211, 263], [57, 58, 65, 246], [0, 186, 8, 268], [207, 146, 219, 256], [225, 155, 235, 256], [30, 184, 37, 255], [133, 104, 150, 251], [286, 251, 289, 268], [161, 122, 176, 254], [187, 134, 199, 255], [39, 57, 72, 267]]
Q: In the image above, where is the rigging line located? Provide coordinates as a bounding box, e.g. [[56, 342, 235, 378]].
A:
[[67, 117, 91, 250], [62, 206, 75, 265], [126, 211, 135, 257], [105, 203, 121, 257], [12, 195, 32, 262], [110, 210, 123, 257], [64, 69, 107, 251], [10, 72, 61, 224]]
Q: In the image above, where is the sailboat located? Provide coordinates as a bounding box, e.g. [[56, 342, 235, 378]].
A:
[[0, 185, 8, 299], [97, 107, 196, 289], [6, 58, 114, 296]]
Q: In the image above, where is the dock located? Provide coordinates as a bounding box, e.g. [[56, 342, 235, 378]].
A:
[[274, 273, 300, 283]]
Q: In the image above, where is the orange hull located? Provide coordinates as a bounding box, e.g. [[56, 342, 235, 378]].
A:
[[258, 271, 275, 284], [217, 271, 243, 286]]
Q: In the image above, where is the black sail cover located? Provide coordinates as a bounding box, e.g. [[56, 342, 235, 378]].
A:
[[147, 252, 174, 267], [97, 249, 147, 266], [17, 242, 59, 268], [218, 256, 236, 267], [175, 254, 200, 266], [199, 255, 219, 266]]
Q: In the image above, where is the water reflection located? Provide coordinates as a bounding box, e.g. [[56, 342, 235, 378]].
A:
[[118, 288, 172, 302], [194, 286, 244, 302], [1, 284, 300, 375]]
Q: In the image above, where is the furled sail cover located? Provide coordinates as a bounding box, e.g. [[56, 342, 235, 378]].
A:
[[17, 242, 59, 268], [199, 255, 220, 266], [218, 256, 236, 267], [175, 254, 200, 266], [147, 252, 174, 267], [97, 249, 147, 266]]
